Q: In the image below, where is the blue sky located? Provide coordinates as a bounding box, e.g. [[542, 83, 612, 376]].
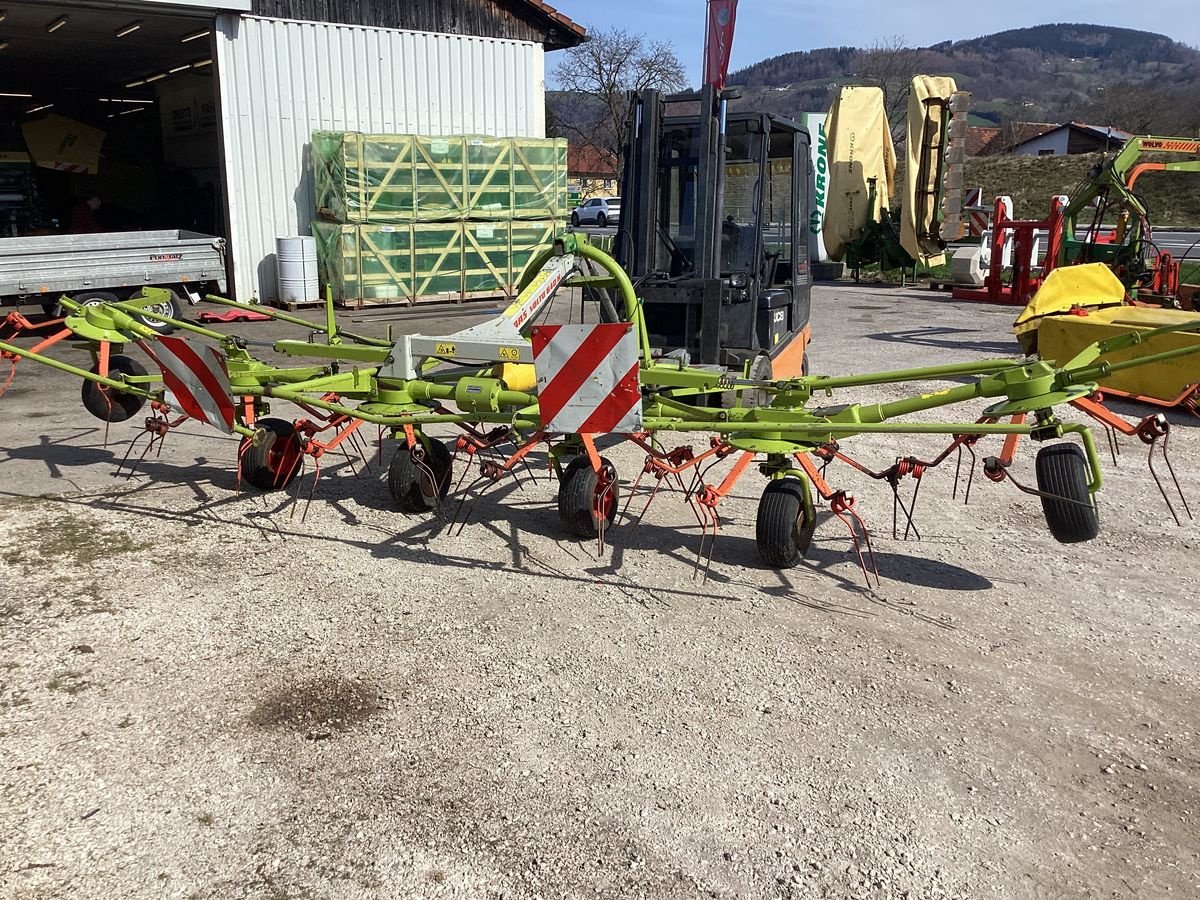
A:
[[550, 0, 1200, 82]]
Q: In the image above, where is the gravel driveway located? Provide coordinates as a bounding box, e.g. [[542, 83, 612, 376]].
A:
[[2, 284, 1198, 899]]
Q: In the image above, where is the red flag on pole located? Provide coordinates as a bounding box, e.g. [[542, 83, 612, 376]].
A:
[[703, 0, 738, 91]]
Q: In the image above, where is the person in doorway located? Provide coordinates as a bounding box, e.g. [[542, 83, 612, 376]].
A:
[[69, 195, 102, 233]]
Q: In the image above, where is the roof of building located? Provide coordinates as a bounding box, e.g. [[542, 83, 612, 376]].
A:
[[1009, 121, 1132, 151], [511, 0, 587, 48], [568, 144, 618, 176], [965, 126, 1001, 156], [1070, 122, 1134, 142]]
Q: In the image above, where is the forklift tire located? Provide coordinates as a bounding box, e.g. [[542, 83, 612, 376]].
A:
[[388, 438, 452, 513], [130, 289, 180, 334], [80, 355, 148, 423], [557, 455, 619, 538], [755, 478, 816, 568], [1035, 443, 1100, 543], [240, 418, 304, 491]]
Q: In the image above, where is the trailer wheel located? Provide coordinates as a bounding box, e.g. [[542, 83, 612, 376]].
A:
[[130, 289, 180, 334], [80, 354, 148, 423], [557, 455, 619, 538], [755, 478, 816, 568], [388, 437, 452, 512], [240, 418, 304, 491], [1035, 443, 1100, 543]]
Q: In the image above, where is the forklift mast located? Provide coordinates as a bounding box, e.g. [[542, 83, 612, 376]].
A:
[[617, 86, 813, 375]]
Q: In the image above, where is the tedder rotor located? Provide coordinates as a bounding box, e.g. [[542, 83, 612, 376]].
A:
[[3, 232, 1200, 582]]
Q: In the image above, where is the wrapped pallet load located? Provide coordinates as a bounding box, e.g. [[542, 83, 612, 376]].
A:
[[821, 86, 896, 262]]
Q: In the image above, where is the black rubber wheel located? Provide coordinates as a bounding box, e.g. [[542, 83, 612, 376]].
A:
[[557, 455, 619, 538], [570, 212, 580, 227], [1035, 443, 1100, 543], [240, 418, 303, 491], [755, 478, 816, 568], [388, 437, 452, 512], [130, 289, 180, 334], [801, 352, 810, 377], [80, 354, 148, 423], [597, 212, 608, 228]]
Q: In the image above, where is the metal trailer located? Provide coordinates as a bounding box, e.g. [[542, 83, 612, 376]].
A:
[[0, 229, 228, 317]]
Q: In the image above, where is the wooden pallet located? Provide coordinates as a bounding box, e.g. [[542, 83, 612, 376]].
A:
[[336, 290, 511, 310], [268, 296, 325, 311], [927, 278, 957, 292], [315, 219, 563, 308]]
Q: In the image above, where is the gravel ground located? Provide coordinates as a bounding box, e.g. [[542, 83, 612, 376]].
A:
[[1, 284, 1199, 899]]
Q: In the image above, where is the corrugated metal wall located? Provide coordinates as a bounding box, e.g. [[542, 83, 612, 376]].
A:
[[214, 14, 546, 301]]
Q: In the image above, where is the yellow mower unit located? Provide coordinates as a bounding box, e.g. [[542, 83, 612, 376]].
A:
[[1016, 263, 1200, 407]]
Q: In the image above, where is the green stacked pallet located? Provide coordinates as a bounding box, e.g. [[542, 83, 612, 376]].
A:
[[509, 220, 560, 284], [312, 132, 417, 224], [312, 222, 414, 306], [313, 131, 567, 223], [462, 221, 512, 298], [411, 223, 464, 299], [466, 137, 513, 221], [312, 129, 567, 305], [512, 138, 567, 220], [412, 136, 468, 222]]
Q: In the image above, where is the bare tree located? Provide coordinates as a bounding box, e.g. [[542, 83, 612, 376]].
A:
[[851, 37, 929, 138], [551, 27, 688, 171], [1085, 82, 1181, 134]]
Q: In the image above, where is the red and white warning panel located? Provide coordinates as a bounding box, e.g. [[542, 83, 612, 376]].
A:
[[964, 187, 989, 236], [139, 336, 235, 433], [531, 323, 642, 434]]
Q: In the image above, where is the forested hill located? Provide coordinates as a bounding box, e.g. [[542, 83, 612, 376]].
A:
[[727, 24, 1200, 132]]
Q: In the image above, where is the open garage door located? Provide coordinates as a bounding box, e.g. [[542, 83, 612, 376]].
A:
[[0, 2, 237, 254]]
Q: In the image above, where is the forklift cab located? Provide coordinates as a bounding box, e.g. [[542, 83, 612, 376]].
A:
[[619, 88, 812, 374]]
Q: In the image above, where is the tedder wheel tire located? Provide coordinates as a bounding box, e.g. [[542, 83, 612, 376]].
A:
[[557, 455, 619, 538], [388, 437, 452, 512], [755, 478, 816, 568], [240, 418, 303, 491], [80, 354, 148, 423], [1035, 443, 1100, 543], [130, 290, 180, 334], [597, 212, 608, 228]]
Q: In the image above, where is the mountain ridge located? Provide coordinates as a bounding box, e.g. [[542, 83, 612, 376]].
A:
[[725, 24, 1200, 132]]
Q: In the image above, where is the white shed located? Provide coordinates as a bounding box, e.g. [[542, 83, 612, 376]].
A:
[[0, 0, 585, 301]]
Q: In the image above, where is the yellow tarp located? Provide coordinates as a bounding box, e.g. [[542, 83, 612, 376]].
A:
[[900, 75, 958, 265], [1037, 306, 1200, 402], [822, 86, 895, 262], [1013, 263, 1126, 352], [21, 114, 106, 175]]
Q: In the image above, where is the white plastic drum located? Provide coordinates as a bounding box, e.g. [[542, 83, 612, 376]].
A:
[[276, 235, 319, 303]]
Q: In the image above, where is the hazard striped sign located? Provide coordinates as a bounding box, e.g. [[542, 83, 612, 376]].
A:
[[531, 323, 641, 434], [139, 336, 235, 433], [963, 187, 989, 236]]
